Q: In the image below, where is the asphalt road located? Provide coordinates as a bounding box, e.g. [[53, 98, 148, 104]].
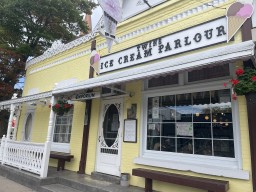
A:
[[0, 176, 36, 192]]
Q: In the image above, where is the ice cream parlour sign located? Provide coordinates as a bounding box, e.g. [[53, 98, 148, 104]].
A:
[[99, 17, 227, 74]]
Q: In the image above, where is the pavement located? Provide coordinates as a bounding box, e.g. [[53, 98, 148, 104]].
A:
[[0, 175, 36, 192]]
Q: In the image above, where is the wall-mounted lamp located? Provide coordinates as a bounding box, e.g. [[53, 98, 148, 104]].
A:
[[29, 102, 37, 106]]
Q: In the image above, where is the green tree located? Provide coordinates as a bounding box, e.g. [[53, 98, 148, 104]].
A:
[[0, 0, 96, 136], [0, 0, 96, 61]]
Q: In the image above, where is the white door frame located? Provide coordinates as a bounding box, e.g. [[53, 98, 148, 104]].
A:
[[96, 97, 123, 176]]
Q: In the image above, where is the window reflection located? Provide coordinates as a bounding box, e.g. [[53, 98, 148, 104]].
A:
[[146, 89, 235, 158]]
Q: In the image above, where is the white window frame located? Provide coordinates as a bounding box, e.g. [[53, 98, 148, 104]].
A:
[[51, 110, 73, 153], [22, 107, 35, 142], [135, 79, 248, 180]]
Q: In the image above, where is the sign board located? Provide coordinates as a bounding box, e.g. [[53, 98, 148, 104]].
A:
[[123, 119, 137, 143], [99, 17, 227, 73], [71, 92, 101, 101], [176, 122, 193, 136]]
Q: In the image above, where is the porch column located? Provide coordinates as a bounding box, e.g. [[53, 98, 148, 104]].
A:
[[41, 95, 56, 178], [12, 107, 21, 140], [6, 94, 18, 139]]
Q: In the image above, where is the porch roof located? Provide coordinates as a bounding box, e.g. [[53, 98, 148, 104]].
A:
[[53, 40, 255, 95], [0, 91, 52, 108]]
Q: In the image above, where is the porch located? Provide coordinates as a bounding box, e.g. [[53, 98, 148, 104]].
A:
[[0, 164, 144, 192]]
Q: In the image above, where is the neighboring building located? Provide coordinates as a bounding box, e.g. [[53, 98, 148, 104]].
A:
[[0, 0, 255, 191]]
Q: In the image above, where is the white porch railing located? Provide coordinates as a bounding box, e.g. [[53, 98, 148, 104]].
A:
[[1, 136, 48, 176]]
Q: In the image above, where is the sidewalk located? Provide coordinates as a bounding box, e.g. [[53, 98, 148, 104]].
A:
[[0, 175, 36, 192]]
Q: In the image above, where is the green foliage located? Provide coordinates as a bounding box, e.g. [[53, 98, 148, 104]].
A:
[[0, 48, 24, 99], [233, 68, 256, 95], [0, 0, 97, 59], [0, 0, 96, 101]]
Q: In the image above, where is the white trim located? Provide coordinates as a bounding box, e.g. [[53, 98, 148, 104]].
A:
[[0, 91, 52, 107], [53, 40, 255, 95], [133, 157, 249, 180], [22, 109, 35, 142], [96, 98, 124, 176], [136, 81, 247, 180], [26, 0, 228, 70], [51, 143, 70, 153]]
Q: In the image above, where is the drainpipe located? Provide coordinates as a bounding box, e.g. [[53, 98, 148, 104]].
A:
[[78, 40, 96, 174]]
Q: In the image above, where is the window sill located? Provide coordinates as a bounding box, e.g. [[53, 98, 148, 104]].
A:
[[51, 142, 70, 153], [133, 156, 249, 180]]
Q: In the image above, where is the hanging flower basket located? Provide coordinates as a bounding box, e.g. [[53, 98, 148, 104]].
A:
[[51, 100, 73, 116], [224, 68, 256, 100]]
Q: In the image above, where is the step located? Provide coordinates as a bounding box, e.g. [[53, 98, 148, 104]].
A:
[[91, 172, 120, 184], [58, 176, 110, 192], [58, 175, 144, 192], [40, 184, 82, 192]]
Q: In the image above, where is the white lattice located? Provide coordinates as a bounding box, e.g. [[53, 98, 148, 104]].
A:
[[2, 139, 45, 175]]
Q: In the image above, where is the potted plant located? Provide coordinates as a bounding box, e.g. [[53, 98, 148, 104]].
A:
[[224, 67, 256, 100], [51, 100, 73, 116]]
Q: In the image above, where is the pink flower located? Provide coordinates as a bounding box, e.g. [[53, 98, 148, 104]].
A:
[[235, 68, 244, 76], [252, 76, 256, 81], [223, 82, 227, 87]]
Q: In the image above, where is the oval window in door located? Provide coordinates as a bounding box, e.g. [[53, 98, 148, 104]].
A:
[[24, 113, 32, 141], [103, 104, 119, 147]]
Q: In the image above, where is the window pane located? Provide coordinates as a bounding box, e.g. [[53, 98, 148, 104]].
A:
[[213, 123, 233, 139], [148, 97, 161, 122], [192, 91, 211, 122], [147, 137, 160, 151], [188, 64, 230, 82], [148, 73, 178, 88], [162, 123, 175, 137], [177, 138, 193, 154], [213, 140, 235, 158], [194, 123, 211, 138], [161, 137, 175, 152], [160, 95, 175, 122], [176, 93, 192, 122], [147, 123, 160, 136], [53, 111, 73, 143], [194, 139, 212, 155]]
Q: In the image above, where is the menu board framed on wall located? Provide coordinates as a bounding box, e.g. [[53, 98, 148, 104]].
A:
[[123, 119, 137, 143]]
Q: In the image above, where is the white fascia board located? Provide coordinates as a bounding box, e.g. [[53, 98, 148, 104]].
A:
[[53, 40, 255, 95], [0, 91, 52, 106]]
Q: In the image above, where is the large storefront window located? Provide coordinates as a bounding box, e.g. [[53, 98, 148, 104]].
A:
[[147, 89, 234, 158], [53, 110, 73, 143]]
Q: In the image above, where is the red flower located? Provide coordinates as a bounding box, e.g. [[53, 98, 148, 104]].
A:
[[55, 104, 60, 109], [236, 68, 244, 76], [252, 76, 256, 81], [64, 104, 70, 108], [230, 79, 239, 85], [223, 82, 227, 87]]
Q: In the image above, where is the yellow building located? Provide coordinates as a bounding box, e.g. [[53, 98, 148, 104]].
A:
[[0, 1, 256, 192]]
